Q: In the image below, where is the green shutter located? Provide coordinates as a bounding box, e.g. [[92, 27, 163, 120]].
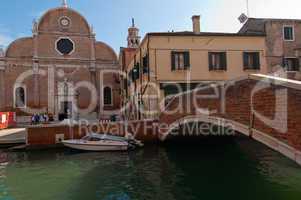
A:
[[254, 53, 260, 69], [184, 52, 190, 69], [221, 52, 227, 70], [294, 58, 300, 71], [142, 55, 149, 74], [243, 52, 249, 69], [282, 58, 287, 68], [171, 52, 176, 71], [135, 63, 140, 80], [209, 53, 213, 71], [143, 55, 148, 68]]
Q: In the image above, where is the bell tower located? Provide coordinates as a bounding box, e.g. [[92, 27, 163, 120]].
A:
[[127, 18, 141, 48]]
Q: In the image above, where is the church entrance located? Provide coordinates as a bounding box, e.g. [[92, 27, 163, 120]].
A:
[[59, 101, 72, 121], [57, 79, 76, 121]]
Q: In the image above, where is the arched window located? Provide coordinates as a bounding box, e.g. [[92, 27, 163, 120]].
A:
[[103, 86, 112, 106], [14, 86, 26, 108]]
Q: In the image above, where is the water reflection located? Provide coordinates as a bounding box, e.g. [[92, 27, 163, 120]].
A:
[[0, 136, 300, 200]]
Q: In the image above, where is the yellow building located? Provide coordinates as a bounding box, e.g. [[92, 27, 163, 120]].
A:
[[123, 16, 268, 120]]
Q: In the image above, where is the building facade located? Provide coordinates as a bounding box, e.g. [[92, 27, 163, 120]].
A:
[[119, 19, 142, 117], [0, 3, 120, 121], [122, 16, 268, 120], [239, 18, 301, 80]]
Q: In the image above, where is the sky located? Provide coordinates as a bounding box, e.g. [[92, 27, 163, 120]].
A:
[[1, 0, 301, 52]]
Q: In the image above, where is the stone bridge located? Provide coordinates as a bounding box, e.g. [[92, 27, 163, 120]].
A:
[[158, 74, 301, 165]]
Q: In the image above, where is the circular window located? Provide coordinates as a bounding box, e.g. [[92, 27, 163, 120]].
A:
[[56, 38, 74, 55], [59, 16, 71, 28]]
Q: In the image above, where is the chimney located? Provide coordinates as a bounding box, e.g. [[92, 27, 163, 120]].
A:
[[192, 15, 201, 34]]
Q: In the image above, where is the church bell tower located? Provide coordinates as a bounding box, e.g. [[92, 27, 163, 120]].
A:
[[127, 18, 141, 48]]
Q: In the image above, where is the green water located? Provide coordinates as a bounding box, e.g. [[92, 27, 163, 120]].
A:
[[0, 136, 301, 200]]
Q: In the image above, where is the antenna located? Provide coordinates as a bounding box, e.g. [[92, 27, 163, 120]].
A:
[[246, 0, 250, 16], [238, 0, 250, 24]]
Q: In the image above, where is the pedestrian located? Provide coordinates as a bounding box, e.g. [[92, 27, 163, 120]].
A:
[[31, 115, 35, 125]]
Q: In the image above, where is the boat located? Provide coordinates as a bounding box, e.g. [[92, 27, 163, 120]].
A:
[[62, 133, 143, 152], [97, 133, 144, 148], [62, 134, 128, 152]]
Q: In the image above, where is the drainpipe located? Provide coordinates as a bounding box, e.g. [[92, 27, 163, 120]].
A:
[[249, 112, 255, 138]]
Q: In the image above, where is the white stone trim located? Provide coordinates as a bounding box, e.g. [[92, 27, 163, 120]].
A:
[[103, 85, 113, 106], [13, 84, 27, 109], [252, 129, 301, 166], [161, 115, 301, 166], [283, 25, 295, 41], [249, 73, 301, 90]]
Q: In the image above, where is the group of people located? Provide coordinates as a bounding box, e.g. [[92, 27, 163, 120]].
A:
[[31, 113, 54, 125]]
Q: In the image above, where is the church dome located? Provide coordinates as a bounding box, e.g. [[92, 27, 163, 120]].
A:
[[38, 7, 91, 35], [5, 37, 33, 58], [95, 41, 118, 62]]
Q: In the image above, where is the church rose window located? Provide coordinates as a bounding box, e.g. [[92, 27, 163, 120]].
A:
[[56, 38, 74, 55], [59, 16, 71, 28]]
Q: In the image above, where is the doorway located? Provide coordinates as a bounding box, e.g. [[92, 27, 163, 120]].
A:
[[59, 101, 72, 121]]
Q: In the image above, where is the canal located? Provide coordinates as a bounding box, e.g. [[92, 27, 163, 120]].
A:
[[0, 136, 300, 200]]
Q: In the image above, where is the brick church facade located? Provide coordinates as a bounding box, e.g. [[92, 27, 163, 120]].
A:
[[0, 4, 121, 120]]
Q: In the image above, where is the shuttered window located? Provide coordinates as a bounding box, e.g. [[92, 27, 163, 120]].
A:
[[243, 52, 260, 70], [142, 55, 149, 74], [283, 58, 300, 71], [130, 63, 140, 81], [171, 51, 190, 71], [209, 52, 227, 71]]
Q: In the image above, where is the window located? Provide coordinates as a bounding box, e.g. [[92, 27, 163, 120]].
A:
[[209, 52, 227, 71], [283, 26, 294, 41], [14, 86, 26, 108], [283, 58, 300, 71], [56, 38, 74, 55], [103, 86, 112, 105], [171, 51, 190, 71], [243, 52, 260, 70]]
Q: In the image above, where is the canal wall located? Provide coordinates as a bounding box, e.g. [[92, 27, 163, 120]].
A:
[[26, 120, 158, 148], [22, 74, 301, 165]]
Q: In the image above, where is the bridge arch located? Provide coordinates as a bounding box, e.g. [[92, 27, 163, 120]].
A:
[[159, 115, 249, 141], [157, 75, 301, 165]]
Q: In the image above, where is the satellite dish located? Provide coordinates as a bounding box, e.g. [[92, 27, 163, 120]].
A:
[[238, 13, 248, 24]]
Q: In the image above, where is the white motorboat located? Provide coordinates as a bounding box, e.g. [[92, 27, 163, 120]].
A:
[[62, 134, 129, 152]]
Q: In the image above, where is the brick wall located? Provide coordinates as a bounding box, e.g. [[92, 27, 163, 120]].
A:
[[26, 120, 158, 147], [159, 76, 301, 151]]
